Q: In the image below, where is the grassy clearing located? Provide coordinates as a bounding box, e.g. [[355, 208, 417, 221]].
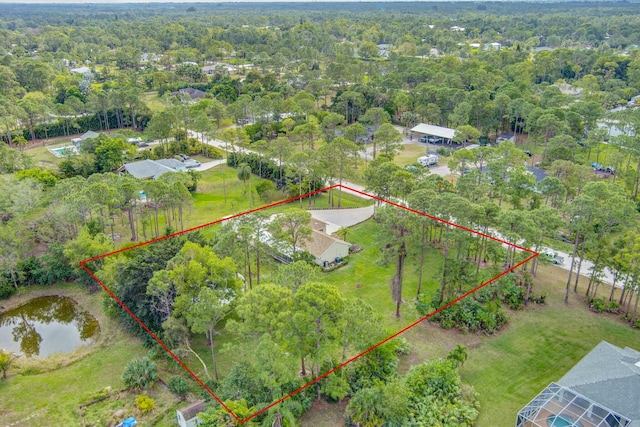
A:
[[24, 136, 75, 169], [393, 144, 428, 167], [142, 91, 166, 113], [299, 400, 348, 427]]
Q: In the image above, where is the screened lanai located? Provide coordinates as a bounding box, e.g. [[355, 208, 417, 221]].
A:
[[516, 383, 633, 427]]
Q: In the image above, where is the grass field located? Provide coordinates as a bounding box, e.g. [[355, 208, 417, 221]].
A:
[[142, 91, 166, 113], [393, 143, 428, 167]]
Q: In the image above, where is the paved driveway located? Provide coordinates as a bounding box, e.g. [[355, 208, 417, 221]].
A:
[[309, 205, 375, 234]]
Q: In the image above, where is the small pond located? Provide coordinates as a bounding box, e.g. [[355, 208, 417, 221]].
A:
[[0, 295, 99, 358]]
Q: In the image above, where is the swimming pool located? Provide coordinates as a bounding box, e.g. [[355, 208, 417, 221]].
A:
[[547, 415, 583, 427], [49, 146, 78, 157]]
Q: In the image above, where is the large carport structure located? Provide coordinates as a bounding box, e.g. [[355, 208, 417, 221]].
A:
[[411, 123, 456, 143]]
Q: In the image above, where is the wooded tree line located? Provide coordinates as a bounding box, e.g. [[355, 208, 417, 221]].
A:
[[363, 143, 640, 327]]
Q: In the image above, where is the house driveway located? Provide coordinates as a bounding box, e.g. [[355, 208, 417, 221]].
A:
[[308, 205, 375, 234], [193, 159, 226, 171]]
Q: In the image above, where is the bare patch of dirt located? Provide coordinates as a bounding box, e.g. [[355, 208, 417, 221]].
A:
[[299, 399, 348, 427]]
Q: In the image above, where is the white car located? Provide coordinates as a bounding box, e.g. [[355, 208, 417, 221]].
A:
[[542, 250, 564, 265]]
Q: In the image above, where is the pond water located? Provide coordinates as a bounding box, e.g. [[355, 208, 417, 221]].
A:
[[0, 296, 99, 358]]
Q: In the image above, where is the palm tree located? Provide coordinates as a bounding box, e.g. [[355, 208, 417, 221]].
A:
[[237, 162, 251, 195], [446, 344, 468, 367], [337, 226, 351, 242]]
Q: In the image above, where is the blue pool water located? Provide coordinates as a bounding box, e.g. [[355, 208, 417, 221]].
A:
[[547, 415, 582, 427], [50, 146, 78, 157]]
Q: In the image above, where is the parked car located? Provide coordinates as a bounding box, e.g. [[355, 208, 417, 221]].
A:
[[419, 135, 427, 143], [177, 153, 190, 161], [183, 159, 201, 169], [542, 250, 564, 265], [556, 232, 573, 244]]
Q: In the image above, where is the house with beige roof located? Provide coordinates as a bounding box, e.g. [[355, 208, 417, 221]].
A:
[[300, 219, 351, 267]]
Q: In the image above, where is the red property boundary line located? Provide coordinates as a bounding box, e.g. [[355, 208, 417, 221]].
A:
[[80, 183, 538, 424]]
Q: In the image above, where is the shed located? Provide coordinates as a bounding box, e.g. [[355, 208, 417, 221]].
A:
[[177, 400, 205, 427]]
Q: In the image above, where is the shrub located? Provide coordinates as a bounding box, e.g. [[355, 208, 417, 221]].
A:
[[394, 337, 412, 356], [321, 372, 350, 402], [423, 293, 508, 335], [588, 296, 606, 313], [168, 376, 190, 398], [135, 394, 155, 414], [122, 358, 159, 390], [436, 147, 450, 157], [0, 282, 16, 300], [531, 292, 547, 304], [255, 179, 277, 201]]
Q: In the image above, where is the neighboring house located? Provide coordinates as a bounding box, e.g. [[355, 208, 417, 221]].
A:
[[176, 400, 205, 427], [71, 130, 100, 147], [140, 52, 160, 64], [172, 88, 207, 102], [516, 341, 640, 427], [122, 158, 186, 180], [496, 132, 516, 143], [70, 66, 91, 75], [201, 64, 217, 75], [300, 219, 351, 267], [526, 165, 548, 184]]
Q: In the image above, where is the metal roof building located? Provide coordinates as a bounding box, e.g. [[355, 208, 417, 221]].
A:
[[411, 123, 456, 140]]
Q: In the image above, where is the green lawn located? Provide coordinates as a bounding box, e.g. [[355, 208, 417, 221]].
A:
[[142, 91, 166, 113], [300, 261, 640, 426], [23, 135, 76, 169], [327, 219, 442, 329], [459, 266, 640, 427], [393, 143, 428, 167]]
